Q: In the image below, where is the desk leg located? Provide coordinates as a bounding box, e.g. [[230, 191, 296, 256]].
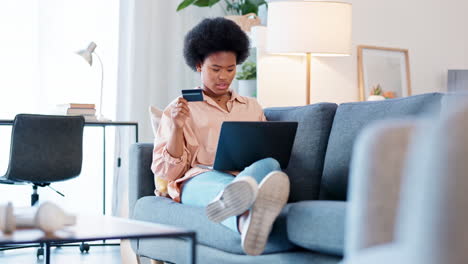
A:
[[103, 126, 106, 216], [102, 126, 107, 244], [135, 124, 139, 143], [44, 242, 51, 264], [188, 234, 196, 264]]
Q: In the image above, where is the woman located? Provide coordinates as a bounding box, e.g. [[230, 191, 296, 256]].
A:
[[151, 17, 290, 256]]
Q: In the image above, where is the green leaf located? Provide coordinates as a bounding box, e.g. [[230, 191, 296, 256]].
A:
[[237, 62, 257, 80], [193, 0, 221, 7], [240, 1, 258, 15], [177, 0, 198, 11], [248, 0, 267, 6]]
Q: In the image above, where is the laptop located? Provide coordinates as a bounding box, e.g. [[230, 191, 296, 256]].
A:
[[198, 121, 298, 171]]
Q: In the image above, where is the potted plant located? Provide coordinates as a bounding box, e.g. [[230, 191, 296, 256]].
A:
[[367, 84, 386, 101], [236, 61, 256, 97], [177, 0, 267, 16], [368, 84, 397, 101], [177, 1, 266, 31]]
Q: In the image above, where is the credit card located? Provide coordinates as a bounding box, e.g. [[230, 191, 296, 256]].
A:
[[182, 89, 204, 102]]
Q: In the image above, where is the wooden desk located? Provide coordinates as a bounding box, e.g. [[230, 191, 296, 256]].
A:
[[0, 215, 196, 264]]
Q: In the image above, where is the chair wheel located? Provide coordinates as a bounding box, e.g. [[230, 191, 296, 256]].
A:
[[79, 243, 90, 253], [36, 248, 44, 258]]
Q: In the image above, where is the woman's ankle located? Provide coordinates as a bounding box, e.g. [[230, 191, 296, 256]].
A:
[[237, 211, 250, 233]]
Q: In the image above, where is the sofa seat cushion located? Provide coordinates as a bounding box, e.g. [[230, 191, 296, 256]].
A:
[[321, 93, 443, 200], [287, 201, 346, 256], [132, 196, 297, 255]]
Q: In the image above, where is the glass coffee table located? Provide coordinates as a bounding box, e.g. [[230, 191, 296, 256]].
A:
[[0, 215, 196, 264]]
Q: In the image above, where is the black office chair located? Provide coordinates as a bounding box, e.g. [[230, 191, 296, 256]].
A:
[[0, 114, 85, 257]]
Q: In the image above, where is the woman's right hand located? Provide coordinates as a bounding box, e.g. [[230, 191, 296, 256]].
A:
[[170, 97, 190, 129]]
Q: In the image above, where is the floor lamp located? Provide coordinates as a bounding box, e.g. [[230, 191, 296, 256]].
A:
[[266, 1, 352, 105], [76, 42, 110, 121]]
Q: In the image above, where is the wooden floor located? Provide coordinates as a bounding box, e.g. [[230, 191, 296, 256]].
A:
[[0, 244, 121, 264]]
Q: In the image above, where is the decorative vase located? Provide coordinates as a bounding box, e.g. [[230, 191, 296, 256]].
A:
[[367, 95, 386, 101], [224, 13, 261, 32], [238, 80, 257, 98]]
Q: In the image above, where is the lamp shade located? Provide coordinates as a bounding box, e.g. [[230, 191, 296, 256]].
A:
[[76, 42, 97, 66], [267, 1, 352, 56]]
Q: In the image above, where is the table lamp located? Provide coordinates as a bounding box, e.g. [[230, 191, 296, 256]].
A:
[[76, 42, 110, 121], [267, 1, 352, 105]]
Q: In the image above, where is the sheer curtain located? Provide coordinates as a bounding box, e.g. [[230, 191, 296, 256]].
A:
[[117, 0, 225, 142], [114, 0, 224, 217], [0, 1, 120, 214]]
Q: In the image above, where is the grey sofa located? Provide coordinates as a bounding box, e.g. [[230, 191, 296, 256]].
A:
[[129, 93, 442, 264]]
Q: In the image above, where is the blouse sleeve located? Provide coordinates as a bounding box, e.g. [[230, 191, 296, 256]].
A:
[[255, 100, 267, 121], [151, 106, 190, 182]]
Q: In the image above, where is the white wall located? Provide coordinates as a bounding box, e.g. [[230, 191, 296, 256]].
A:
[[257, 0, 468, 106]]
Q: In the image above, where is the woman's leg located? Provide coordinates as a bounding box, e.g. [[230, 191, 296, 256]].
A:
[[241, 170, 290, 256], [189, 158, 283, 236], [200, 158, 281, 232], [237, 157, 281, 184], [236, 158, 290, 256], [181, 171, 234, 206], [235, 158, 282, 231], [181, 171, 239, 232]]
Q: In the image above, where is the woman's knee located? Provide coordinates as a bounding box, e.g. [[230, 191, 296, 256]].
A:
[[256, 157, 281, 171]]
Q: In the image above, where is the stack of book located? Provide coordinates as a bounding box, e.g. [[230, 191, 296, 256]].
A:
[[56, 103, 97, 121]]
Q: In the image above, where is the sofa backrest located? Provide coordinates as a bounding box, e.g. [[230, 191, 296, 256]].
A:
[[265, 103, 337, 202], [320, 93, 443, 201]]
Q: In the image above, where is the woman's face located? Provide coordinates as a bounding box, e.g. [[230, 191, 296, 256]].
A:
[[197, 51, 236, 96]]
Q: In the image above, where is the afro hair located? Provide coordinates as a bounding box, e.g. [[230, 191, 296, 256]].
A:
[[183, 17, 250, 71]]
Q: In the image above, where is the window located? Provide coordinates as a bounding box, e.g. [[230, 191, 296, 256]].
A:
[[0, 0, 120, 214]]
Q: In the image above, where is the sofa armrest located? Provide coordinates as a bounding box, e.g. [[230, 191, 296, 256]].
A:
[[129, 143, 155, 217], [345, 120, 419, 258]]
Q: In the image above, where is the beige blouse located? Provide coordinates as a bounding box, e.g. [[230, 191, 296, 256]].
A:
[[151, 89, 266, 202]]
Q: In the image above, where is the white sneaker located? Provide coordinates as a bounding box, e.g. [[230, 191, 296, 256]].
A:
[[206, 176, 258, 223], [241, 171, 290, 256]]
